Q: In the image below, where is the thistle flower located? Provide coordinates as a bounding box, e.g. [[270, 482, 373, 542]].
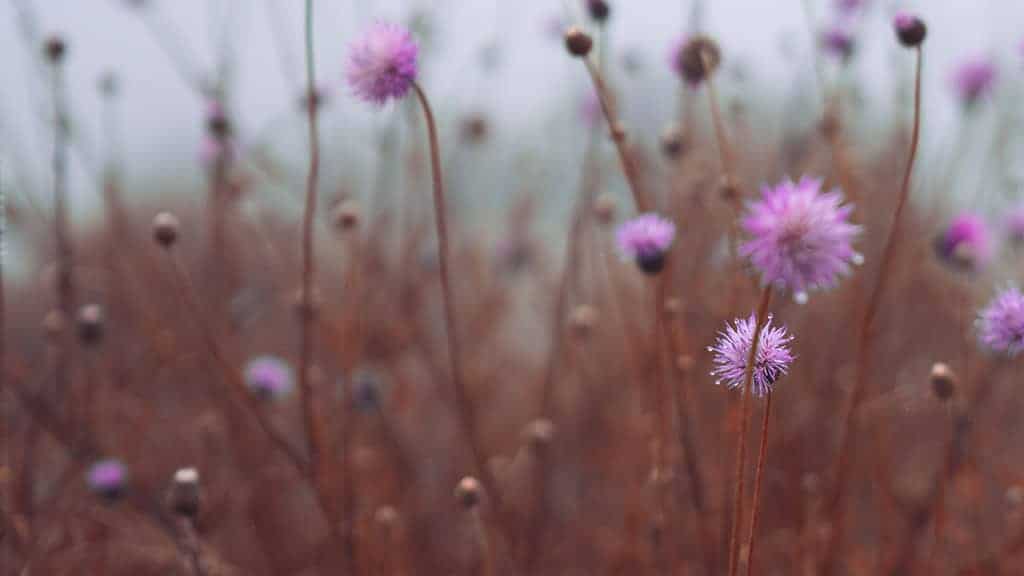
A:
[[87, 459, 127, 501], [244, 355, 295, 400], [977, 286, 1024, 356], [950, 57, 997, 107], [709, 314, 794, 397], [821, 25, 855, 61], [740, 177, 861, 302], [893, 12, 926, 47], [615, 213, 677, 274], [933, 213, 992, 271], [346, 23, 419, 105], [1005, 203, 1024, 245]]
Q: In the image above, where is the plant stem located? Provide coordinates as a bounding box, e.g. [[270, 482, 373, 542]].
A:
[[744, 390, 774, 576], [823, 46, 923, 573], [412, 82, 506, 537], [727, 286, 773, 576], [51, 50, 74, 405]]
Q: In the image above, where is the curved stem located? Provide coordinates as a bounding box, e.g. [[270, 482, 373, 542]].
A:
[[823, 46, 923, 572], [727, 287, 773, 576], [743, 391, 774, 576]]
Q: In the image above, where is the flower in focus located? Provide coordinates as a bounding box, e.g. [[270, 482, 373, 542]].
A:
[[244, 355, 295, 400], [615, 213, 677, 274], [740, 177, 861, 302], [933, 213, 992, 271], [709, 314, 794, 397], [950, 57, 997, 107], [346, 23, 419, 105], [977, 286, 1024, 356], [87, 459, 128, 501]]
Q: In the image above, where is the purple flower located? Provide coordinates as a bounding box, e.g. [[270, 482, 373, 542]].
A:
[[977, 286, 1024, 356], [709, 314, 795, 397], [950, 57, 997, 107], [740, 177, 861, 302], [244, 356, 295, 400], [346, 23, 419, 105], [1005, 203, 1024, 245], [615, 213, 677, 274], [87, 459, 127, 500], [934, 213, 993, 271], [821, 26, 855, 60], [836, 0, 866, 16]]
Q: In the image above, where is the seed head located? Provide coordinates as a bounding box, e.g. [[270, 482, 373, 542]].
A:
[[672, 35, 721, 85], [565, 27, 594, 57], [929, 363, 956, 400], [332, 199, 362, 232], [42, 309, 66, 340], [740, 177, 861, 302], [522, 418, 556, 450], [77, 304, 105, 346], [170, 467, 201, 519], [893, 12, 927, 48], [977, 286, 1024, 356], [587, 0, 611, 23], [568, 305, 598, 339], [374, 506, 400, 530], [152, 212, 180, 247], [346, 23, 419, 105], [244, 356, 295, 400], [615, 213, 677, 275], [206, 100, 231, 137], [660, 126, 685, 159], [454, 476, 483, 510], [44, 36, 66, 63], [709, 314, 795, 397], [593, 194, 617, 225]]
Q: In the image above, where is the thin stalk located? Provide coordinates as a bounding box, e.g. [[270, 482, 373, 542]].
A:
[[179, 517, 205, 576], [581, 58, 649, 212], [727, 287, 773, 576], [411, 82, 507, 537], [744, 391, 774, 576], [823, 46, 923, 572], [651, 275, 676, 571], [50, 50, 75, 405]]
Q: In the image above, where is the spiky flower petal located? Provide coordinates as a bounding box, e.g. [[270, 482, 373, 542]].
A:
[[346, 23, 419, 105], [709, 314, 795, 397]]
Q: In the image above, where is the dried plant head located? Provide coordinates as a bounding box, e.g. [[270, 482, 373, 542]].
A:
[[929, 362, 956, 400], [564, 26, 594, 58], [675, 35, 721, 85], [455, 476, 483, 510]]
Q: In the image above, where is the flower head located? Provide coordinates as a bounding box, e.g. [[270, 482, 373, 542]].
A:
[[740, 177, 861, 302], [87, 459, 127, 500], [346, 23, 418, 105], [977, 287, 1024, 356], [1005, 203, 1024, 245], [836, 0, 866, 15], [244, 355, 295, 400], [671, 35, 720, 85], [893, 12, 926, 47], [950, 57, 997, 107], [615, 213, 677, 274], [933, 213, 992, 271], [821, 25, 855, 61], [709, 314, 795, 397]]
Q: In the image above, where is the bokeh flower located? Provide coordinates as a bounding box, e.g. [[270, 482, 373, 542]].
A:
[[977, 286, 1024, 356], [244, 355, 295, 400], [86, 459, 127, 501], [615, 213, 677, 274], [933, 213, 992, 271], [346, 23, 419, 105], [950, 57, 997, 107], [893, 12, 926, 48], [709, 314, 794, 397], [740, 177, 861, 302], [821, 25, 855, 61], [1005, 203, 1024, 245]]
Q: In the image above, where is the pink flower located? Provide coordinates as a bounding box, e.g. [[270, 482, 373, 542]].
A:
[[709, 314, 795, 397], [346, 23, 419, 106], [740, 177, 861, 302], [615, 213, 677, 275], [977, 286, 1024, 356], [933, 213, 993, 271], [1006, 203, 1024, 245], [950, 57, 997, 107]]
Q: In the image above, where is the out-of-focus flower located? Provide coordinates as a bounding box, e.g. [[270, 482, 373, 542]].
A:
[[87, 459, 127, 501], [709, 314, 794, 397], [950, 57, 997, 107], [346, 23, 419, 105], [671, 35, 721, 86], [836, 0, 867, 16], [977, 286, 1024, 356], [821, 25, 856, 61], [740, 177, 861, 303], [933, 213, 992, 271], [615, 213, 677, 274], [893, 12, 926, 48], [244, 355, 295, 400], [1005, 203, 1024, 245]]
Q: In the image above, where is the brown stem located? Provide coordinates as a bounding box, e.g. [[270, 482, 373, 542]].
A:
[[744, 391, 774, 576], [412, 83, 508, 540], [581, 58, 649, 213], [822, 46, 923, 573], [50, 52, 74, 405], [727, 287, 773, 576]]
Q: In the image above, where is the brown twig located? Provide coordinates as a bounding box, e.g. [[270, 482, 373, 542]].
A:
[[744, 390, 774, 576]]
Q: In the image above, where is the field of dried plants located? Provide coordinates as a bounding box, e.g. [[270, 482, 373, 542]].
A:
[[2, 1, 1023, 574]]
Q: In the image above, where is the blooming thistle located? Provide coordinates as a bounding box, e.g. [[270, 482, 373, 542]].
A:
[[244, 355, 295, 400], [821, 25, 856, 61], [709, 314, 794, 397], [740, 177, 861, 303], [933, 213, 992, 271], [977, 286, 1024, 356], [346, 23, 419, 106], [950, 57, 997, 108], [615, 213, 677, 274], [86, 459, 127, 501]]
